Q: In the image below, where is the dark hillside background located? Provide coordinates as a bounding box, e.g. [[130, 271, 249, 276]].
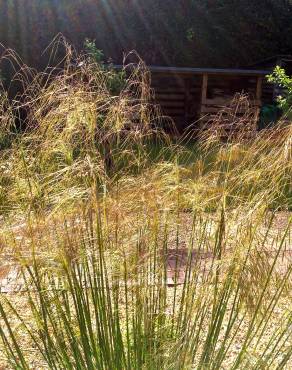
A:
[[0, 0, 292, 75]]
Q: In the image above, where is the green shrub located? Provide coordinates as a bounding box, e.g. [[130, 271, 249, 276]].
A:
[[84, 38, 126, 95], [268, 66, 292, 119]]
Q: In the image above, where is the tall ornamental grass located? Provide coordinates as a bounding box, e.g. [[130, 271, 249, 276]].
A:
[[0, 202, 291, 369], [0, 41, 291, 369]]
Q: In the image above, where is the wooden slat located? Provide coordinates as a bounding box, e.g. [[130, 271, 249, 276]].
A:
[[160, 101, 185, 108], [205, 97, 233, 105], [152, 86, 201, 93], [204, 99, 261, 106], [201, 74, 208, 106], [200, 105, 259, 114], [160, 110, 185, 114], [155, 93, 185, 101]]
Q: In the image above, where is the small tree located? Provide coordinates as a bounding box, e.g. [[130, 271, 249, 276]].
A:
[[268, 66, 292, 119]]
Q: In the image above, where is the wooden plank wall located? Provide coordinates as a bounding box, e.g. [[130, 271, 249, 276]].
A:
[[262, 79, 276, 104], [150, 71, 270, 133], [151, 73, 202, 132], [200, 75, 261, 114]]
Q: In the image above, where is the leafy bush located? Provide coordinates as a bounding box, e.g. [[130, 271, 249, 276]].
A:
[[268, 66, 292, 119], [84, 38, 126, 95]]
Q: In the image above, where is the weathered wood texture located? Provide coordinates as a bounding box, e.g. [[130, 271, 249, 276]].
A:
[[150, 69, 272, 133], [151, 73, 202, 132]]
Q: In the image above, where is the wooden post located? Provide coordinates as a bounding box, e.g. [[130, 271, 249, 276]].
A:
[[201, 74, 208, 105], [200, 73, 209, 128], [255, 76, 263, 124], [200, 74, 208, 119], [256, 76, 263, 102]]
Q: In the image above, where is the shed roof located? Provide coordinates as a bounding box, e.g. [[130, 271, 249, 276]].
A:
[[115, 65, 270, 77]]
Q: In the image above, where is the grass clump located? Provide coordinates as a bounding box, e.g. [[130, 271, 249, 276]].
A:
[[0, 204, 291, 369], [0, 42, 291, 369]]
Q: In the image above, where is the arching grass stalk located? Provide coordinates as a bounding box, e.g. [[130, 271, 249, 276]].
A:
[[0, 207, 291, 369]]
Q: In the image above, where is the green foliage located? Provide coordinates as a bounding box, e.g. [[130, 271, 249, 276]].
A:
[[268, 66, 292, 118], [84, 38, 105, 64], [186, 28, 195, 42], [84, 38, 126, 95], [259, 104, 281, 128]]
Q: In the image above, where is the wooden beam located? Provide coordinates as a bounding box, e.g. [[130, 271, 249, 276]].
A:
[[113, 65, 270, 77], [256, 76, 263, 101], [201, 74, 208, 105], [255, 76, 263, 125], [199, 74, 209, 120]]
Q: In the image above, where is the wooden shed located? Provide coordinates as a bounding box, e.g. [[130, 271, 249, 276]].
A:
[[116, 57, 292, 133], [148, 66, 271, 133]]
